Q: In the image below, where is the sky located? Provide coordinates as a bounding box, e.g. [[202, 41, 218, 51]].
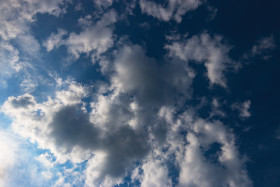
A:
[[0, 0, 280, 186]]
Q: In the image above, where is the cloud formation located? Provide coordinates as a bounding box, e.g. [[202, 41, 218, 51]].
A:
[[0, 41, 21, 80], [0, 130, 18, 186], [1, 36, 253, 186], [232, 100, 251, 118], [166, 33, 235, 87], [177, 119, 252, 187], [44, 10, 117, 62], [140, 0, 201, 22], [0, 0, 67, 41], [0, 0, 262, 186]]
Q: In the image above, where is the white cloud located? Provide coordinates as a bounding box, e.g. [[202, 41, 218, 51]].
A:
[[85, 152, 123, 187], [0, 0, 69, 93], [0, 41, 21, 78], [93, 0, 113, 8], [251, 35, 275, 57], [0, 0, 68, 41], [1, 41, 252, 186], [0, 129, 58, 186], [1, 80, 149, 186], [140, 0, 201, 22], [243, 35, 276, 61], [43, 29, 68, 52], [210, 98, 226, 118], [140, 161, 172, 187], [1, 81, 252, 187], [177, 119, 252, 187], [127, 107, 252, 187], [44, 10, 117, 62], [166, 33, 234, 87], [0, 130, 18, 186], [66, 10, 117, 61], [1, 82, 91, 163], [232, 100, 251, 118]]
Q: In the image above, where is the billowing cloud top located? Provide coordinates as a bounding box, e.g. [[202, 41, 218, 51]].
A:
[[0, 0, 279, 187]]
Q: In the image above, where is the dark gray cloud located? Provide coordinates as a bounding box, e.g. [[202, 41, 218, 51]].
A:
[[49, 105, 101, 152], [10, 94, 35, 108], [111, 44, 192, 107]]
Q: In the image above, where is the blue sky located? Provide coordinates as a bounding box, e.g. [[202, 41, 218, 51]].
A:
[[0, 0, 280, 186]]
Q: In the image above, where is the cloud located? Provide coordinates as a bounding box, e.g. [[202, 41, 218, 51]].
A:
[[0, 130, 18, 186], [43, 29, 68, 52], [0, 0, 69, 93], [9, 94, 36, 109], [43, 10, 117, 63], [243, 35, 276, 61], [0, 0, 67, 41], [93, 0, 114, 8], [232, 100, 251, 118], [1, 80, 149, 186], [140, 0, 201, 22], [177, 119, 252, 187], [0, 41, 21, 80], [110, 44, 193, 107], [251, 35, 275, 57], [127, 108, 252, 187], [1, 82, 91, 163], [67, 10, 117, 61], [139, 161, 172, 187], [1, 40, 193, 185], [210, 98, 226, 118], [0, 41, 22, 73], [0, 129, 58, 187], [1, 40, 252, 186], [166, 33, 234, 87], [0, 0, 257, 186]]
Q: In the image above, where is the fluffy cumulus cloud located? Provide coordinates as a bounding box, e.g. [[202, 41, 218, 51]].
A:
[[177, 119, 252, 187], [131, 108, 252, 187], [1, 80, 149, 186], [44, 10, 117, 62], [140, 0, 201, 22], [0, 0, 69, 91], [0, 0, 67, 40], [138, 161, 172, 187], [166, 33, 235, 87]]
